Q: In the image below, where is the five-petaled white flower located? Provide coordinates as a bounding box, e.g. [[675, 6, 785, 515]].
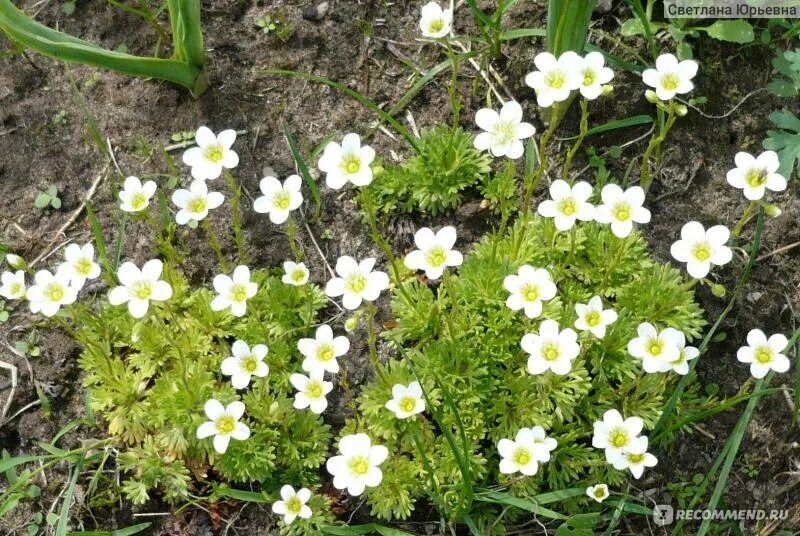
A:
[[0, 270, 26, 300], [725, 150, 787, 201], [326, 433, 388, 496], [736, 329, 790, 379], [522, 319, 580, 376], [473, 101, 536, 160], [503, 265, 557, 319], [607, 436, 658, 479], [404, 226, 463, 280], [642, 53, 698, 101], [272, 485, 312, 525], [574, 296, 618, 339], [211, 265, 258, 317], [419, 1, 452, 38], [290, 370, 333, 414], [670, 221, 733, 279], [172, 179, 225, 225], [591, 409, 644, 460], [498, 427, 557, 476], [182, 126, 239, 181], [667, 330, 699, 376], [59, 243, 101, 288], [577, 52, 614, 100], [524, 51, 583, 108], [196, 399, 250, 454], [593, 184, 651, 238], [385, 381, 426, 419], [253, 175, 304, 224], [318, 134, 376, 189], [537, 180, 594, 231], [26, 268, 77, 317], [282, 261, 309, 286], [627, 322, 682, 373], [586, 484, 610, 503], [118, 176, 157, 213], [299, 324, 350, 375], [108, 260, 172, 319], [325, 256, 389, 310], [221, 340, 269, 389]]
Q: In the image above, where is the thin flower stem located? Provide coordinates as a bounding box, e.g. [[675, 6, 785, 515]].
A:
[[522, 115, 561, 212], [201, 219, 228, 273], [732, 201, 758, 237], [601, 234, 632, 288], [286, 216, 302, 261], [365, 303, 387, 382], [51, 311, 78, 339], [561, 99, 589, 182], [442, 270, 460, 341], [337, 366, 360, 427], [640, 104, 678, 190], [222, 170, 246, 264], [442, 39, 461, 129]]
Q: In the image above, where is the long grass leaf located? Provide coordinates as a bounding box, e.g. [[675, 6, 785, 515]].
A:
[[586, 115, 652, 136], [475, 491, 567, 520], [282, 126, 321, 219], [66, 522, 151, 536], [56, 456, 84, 536]]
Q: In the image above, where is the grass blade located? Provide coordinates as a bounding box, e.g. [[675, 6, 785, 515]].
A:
[[586, 115, 652, 136], [67, 522, 151, 536], [475, 490, 567, 520], [500, 28, 546, 41], [546, 0, 595, 56], [322, 524, 414, 536], [85, 202, 112, 279], [282, 126, 321, 219], [55, 456, 84, 536]]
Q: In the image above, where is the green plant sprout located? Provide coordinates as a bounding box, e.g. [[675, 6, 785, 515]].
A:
[[34, 185, 62, 210]]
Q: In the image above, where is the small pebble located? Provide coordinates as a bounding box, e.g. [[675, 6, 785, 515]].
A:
[[303, 1, 329, 21]]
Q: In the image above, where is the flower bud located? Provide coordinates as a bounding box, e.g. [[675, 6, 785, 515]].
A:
[[344, 316, 359, 332], [675, 104, 688, 117], [372, 165, 384, 177], [764, 204, 782, 218], [710, 284, 726, 298], [5, 254, 26, 270], [645, 90, 659, 104], [600, 84, 614, 96]]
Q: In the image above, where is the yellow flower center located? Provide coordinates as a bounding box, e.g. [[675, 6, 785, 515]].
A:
[[542, 342, 560, 362], [545, 70, 566, 89], [230, 283, 249, 303], [612, 203, 631, 221], [133, 281, 152, 300], [582, 69, 596, 86], [188, 197, 207, 214], [348, 456, 370, 476], [204, 144, 224, 163], [130, 192, 147, 210], [347, 274, 367, 294], [494, 122, 517, 145], [429, 18, 445, 33], [585, 311, 601, 327], [273, 191, 291, 210], [399, 396, 417, 413], [317, 344, 334, 362], [44, 283, 65, 302], [648, 339, 663, 356], [660, 73, 680, 91], [307, 381, 323, 399], [745, 168, 767, 187], [594, 488, 606, 499], [243, 356, 258, 373], [425, 246, 447, 267], [10, 282, 22, 295], [692, 242, 712, 261], [285, 496, 302, 514], [754, 346, 773, 364], [216, 415, 236, 434], [558, 198, 577, 216], [512, 447, 532, 466], [342, 155, 361, 174], [292, 269, 306, 282], [609, 428, 629, 448], [521, 284, 539, 302], [627, 452, 645, 464], [75, 257, 93, 276]]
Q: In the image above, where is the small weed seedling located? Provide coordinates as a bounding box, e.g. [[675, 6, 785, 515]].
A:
[[34, 186, 61, 210]]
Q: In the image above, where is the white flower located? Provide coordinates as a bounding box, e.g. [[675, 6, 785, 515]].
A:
[[325, 256, 389, 310], [282, 261, 309, 286], [591, 409, 644, 460], [272, 485, 312, 525], [221, 340, 269, 389], [503, 265, 557, 319], [253, 175, 304, 224], [5, 254, 25, 270], [498, 426, 557, 476], [118, 176, 157, 213], [196, 399, 250, 454], [290, 370, 333, 414], [667, 331, 699, 376], [627, 322, 682, 373], [670, 222, 733, 279], [586, 484, 610, 503], [522, 319, 580, 376], [642, 53, 698, 101], [608, 436, 658, 479], [725, 151, 787, 201], [181, 126, 239, 181], [211, 265, 257, 317], [59, 243, 101, 288], [419, 1, 452, 38], [593, 184, 651, 238], [326, 433, 388, 496], [577, 52, 614, 100], [0, 270, 26, 300], [299, 324, 350, 375], [385, 381, 426, 419], [524, 51, 583, 108], [172, 179, 225, 225], [107, 260, 172, 319], [574, 296, 617, 339], [473, 101, 536, 159], [403, 226, 463, 280], [25, 268, 77, 317], [736, 329, 790, 379], [318, 134, 376, 189], [537, 180, 594, 231]]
